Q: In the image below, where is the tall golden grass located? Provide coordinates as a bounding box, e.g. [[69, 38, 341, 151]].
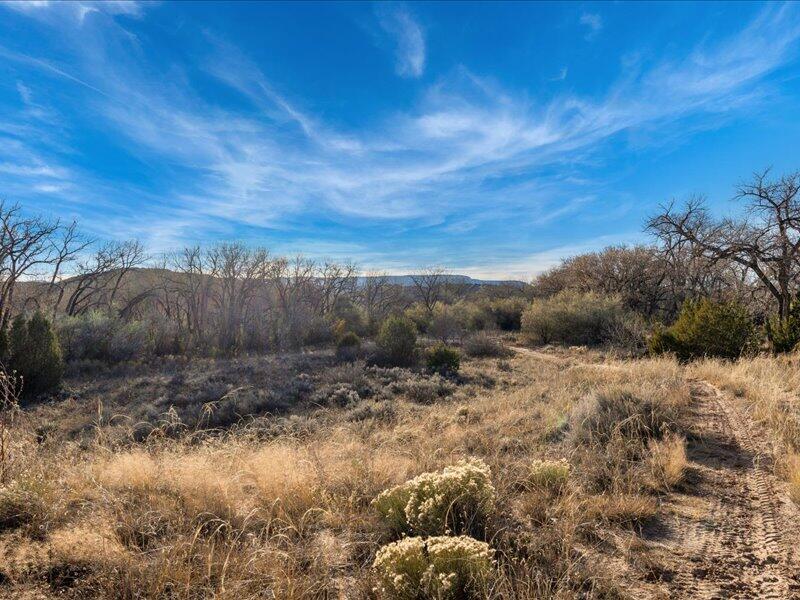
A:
[[0, 352, 690, 598]]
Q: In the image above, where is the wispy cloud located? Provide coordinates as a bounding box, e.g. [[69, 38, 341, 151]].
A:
[[375, 3, 426, 78], [1, 3, 799, 270], [579, 12, 603, 40], [550, 67, 569, 82], [1, 0, 145, 22]]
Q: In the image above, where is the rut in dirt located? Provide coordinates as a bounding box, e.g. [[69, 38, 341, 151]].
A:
[[641, 381, 800, 599]]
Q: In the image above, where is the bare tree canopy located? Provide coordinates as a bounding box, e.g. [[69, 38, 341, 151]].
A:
[[410, 267, 450, 314], [648, 169, 800, 320], [0, 203, 89, 327]]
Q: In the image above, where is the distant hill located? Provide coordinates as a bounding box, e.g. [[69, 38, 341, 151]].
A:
[[356, 274, 526, 287], [22, 268, 526, 294]]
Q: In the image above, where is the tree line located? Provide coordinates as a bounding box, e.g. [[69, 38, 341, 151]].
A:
[[2, 167, 799, 371], [534, 169, 800, 326], [0, 202, 526, 362]]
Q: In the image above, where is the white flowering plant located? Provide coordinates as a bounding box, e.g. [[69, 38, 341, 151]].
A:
[[372, 458, 496, 536], [373, 535, 494, 599]]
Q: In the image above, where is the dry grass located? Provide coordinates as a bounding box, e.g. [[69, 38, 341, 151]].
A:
[[0, 348, 691, 598], [646, 433, 688, 491], [688, 355, 800, 453], [688, 354, 800, 504]]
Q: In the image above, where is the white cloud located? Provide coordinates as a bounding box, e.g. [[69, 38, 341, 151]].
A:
[[550, 67, 568, 82], [15, 81, 33, 104], [455, 232, 645, 280], [375, 4, 426, 78], [1, 1, 145, 23], [580, 12, 603, 39], [2, 3, 799, 269]]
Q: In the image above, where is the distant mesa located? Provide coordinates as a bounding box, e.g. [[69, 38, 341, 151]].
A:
[[356, 274, 526, 287]]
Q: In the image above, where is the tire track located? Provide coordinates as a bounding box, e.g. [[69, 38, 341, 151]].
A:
[[700, 381, 791, 599], [510, 346, 800, 598], [638, 381, 797, 598]]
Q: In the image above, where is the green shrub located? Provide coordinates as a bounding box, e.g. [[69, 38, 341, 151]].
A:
[[647, 323, 680, 356], [9, 314, 27, 365], [10, 312, 64, 399], [403, 303, 432, 334], [453, 301, 493, 331], [377, 316, 418, 367], [521, 291, 626, 346], [766, 297, 800, 353], [336, 331, 361, 362], [373, 536, 493, 600], [337, 331, 361, 347], [57, 311, 152, 362], [0, 324, 8, 365], [426, 343, 460, 375], [650, 298, 755, 360], [428, 304, 463, 342], [372, 458, 496, 537]]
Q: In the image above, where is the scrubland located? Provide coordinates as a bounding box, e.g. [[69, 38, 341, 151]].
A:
[[0, 344, 698, 599]]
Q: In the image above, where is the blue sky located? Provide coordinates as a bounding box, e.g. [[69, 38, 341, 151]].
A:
[[2, 1, 800, 279]]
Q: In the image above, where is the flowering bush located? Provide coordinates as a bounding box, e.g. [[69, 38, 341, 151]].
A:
[[528, 458, 570, 493], [372, 458, 496, 536], [373, 535, 493, 599]]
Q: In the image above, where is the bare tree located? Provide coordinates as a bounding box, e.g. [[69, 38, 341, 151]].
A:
[[63, 240, 147, 316], [166, 246, 216, 349], [648, 169, 800, 320], [360, 271, 403, 325], [207, 243, 275, 352], [314, 261, 358, 316], [533, 246, 668, 317], [410, 267, 449, 314], [44, 221, 92, 319], [0, 203, 63, 327]]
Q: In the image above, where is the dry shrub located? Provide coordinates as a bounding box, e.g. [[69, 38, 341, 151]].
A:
[[402, 375, 454, 405], [0, 472, 53, 536], [463, 333, 511, 358], [646, 433, 687, 491], [346, 399, 398, 423], [0, 344, 698, 597], [241, 443, 320, 523], [312, 382, 361, 407], [569, 382, 688, 494], [582, 493, 658, 526], [372, 535, 493, 600], [95, 449, 158, 492], [528, 458, 570, 494], [786, 453, 800, 505], [570, 385, 679, 448]]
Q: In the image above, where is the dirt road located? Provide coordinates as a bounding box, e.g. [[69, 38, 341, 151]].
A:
[[512, 346, 800, 598], [642, 381, 800, 598]]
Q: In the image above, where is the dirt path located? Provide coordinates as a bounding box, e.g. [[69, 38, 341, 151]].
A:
[[512, 346, 800, 598], [640, 381, 800, 599]]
